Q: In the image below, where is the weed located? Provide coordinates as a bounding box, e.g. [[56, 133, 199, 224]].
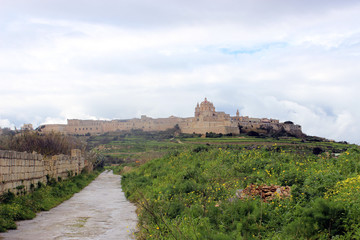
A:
[[122, 147, 360, 239]]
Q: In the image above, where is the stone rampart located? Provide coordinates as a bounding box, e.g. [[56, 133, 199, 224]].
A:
[[38, 98, 304, 137], [0, 149, 88, 195]]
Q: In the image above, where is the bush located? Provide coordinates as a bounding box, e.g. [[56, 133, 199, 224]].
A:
[[247, 131, 260, 137], [0, 191, 15, 204], [285, 198, 347, 238], [1, 131, 84, 156], [121, 147, 360, 239], [206, 132, 223, 138]]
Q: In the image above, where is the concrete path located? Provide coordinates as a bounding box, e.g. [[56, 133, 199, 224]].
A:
[[0, 170, 137, 240]]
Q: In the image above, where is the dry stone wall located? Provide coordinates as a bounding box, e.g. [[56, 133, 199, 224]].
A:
[[0, 149, 87, 195]]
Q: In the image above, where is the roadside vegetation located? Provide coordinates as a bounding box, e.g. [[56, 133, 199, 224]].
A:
[[0, 169, 102, 232], [0, 130, 85, 156], [120, 144, 360, 239]]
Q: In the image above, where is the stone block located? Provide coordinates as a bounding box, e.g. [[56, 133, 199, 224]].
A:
[[71, 149, 81, 158], [3, 174, 9, 182], [11, 158, 17, 166], [0, 166, 6, 175], [3, 182, 10, 191], [6, 174, 11, 182]]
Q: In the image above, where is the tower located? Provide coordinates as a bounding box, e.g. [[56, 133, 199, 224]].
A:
[[195, 103, 200, 117]]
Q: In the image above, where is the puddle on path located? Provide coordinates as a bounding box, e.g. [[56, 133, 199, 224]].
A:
[[0, 170, 137, 240]]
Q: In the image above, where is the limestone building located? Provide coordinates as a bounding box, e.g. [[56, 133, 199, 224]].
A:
[[21, 124, 33, 131], [38, 98, 303, 137]]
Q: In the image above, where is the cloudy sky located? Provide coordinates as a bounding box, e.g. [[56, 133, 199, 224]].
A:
[[1, 0, 360, 143]]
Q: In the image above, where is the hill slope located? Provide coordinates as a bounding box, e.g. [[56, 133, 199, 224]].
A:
[[122, 145, 360, 239]]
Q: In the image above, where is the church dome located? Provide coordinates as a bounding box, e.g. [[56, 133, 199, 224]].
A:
[[199, 98, 215, 112]]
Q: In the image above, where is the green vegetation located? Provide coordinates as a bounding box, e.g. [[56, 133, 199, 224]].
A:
[[87, 130, 188, 165], [3, 127, 353, 237], [89, 129, 353, 167], [0, 170, 102, 232], [121, 145, 360, 239]]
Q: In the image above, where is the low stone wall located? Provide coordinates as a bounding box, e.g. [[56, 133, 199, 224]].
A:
[[0, 149, 89, 195]]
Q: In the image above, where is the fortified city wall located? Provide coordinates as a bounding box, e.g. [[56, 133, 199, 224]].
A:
[[0, 149, 90, 195], [38, 98, 303, 137]]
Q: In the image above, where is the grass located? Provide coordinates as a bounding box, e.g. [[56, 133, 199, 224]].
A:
[[88, 133, 189, 165], [121, 145, 360, 239], [0, 170, 102, 232], [92, 130, 353, 167]]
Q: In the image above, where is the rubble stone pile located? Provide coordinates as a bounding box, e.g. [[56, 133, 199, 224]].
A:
[[235, 184, 291, 201]]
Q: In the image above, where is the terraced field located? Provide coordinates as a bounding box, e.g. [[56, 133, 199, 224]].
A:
[[87, 131, 353, 166]]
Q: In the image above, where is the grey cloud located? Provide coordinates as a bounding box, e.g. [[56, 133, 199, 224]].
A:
[[71, 49, 234, 74], [1, 0, 359, 29]]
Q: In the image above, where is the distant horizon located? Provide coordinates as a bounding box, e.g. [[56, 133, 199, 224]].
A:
[[1, 97, 358, 144]]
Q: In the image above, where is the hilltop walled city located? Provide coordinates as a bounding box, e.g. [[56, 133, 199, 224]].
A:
[[37, 98, 303, 137]]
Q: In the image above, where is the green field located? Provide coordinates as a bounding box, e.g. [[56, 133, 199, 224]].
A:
[[98, 130, 359, 239], [88, 135, 189, 165], [89, 130, 353, 166], [121, 146, 360, 239]]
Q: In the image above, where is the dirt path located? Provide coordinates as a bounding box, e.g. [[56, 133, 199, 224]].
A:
[[0, 170, 137, 240]]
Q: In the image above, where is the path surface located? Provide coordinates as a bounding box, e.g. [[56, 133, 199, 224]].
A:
[[0, 170, 137, 240]]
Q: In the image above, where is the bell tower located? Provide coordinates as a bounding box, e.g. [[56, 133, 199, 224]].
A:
[[195, 103, 200, 117]]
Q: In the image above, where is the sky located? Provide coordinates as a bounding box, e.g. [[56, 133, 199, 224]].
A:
[[0, 0, 360, 143]]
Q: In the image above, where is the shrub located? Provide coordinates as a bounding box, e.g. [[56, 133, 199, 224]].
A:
[[121, 147, 360, 239], [0, 191, 15, 204], [1, 131, 85, 156]]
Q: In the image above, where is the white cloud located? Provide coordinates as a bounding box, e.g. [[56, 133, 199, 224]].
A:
[[0, 119, 15, 129], [0, 1, 360, 144]]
